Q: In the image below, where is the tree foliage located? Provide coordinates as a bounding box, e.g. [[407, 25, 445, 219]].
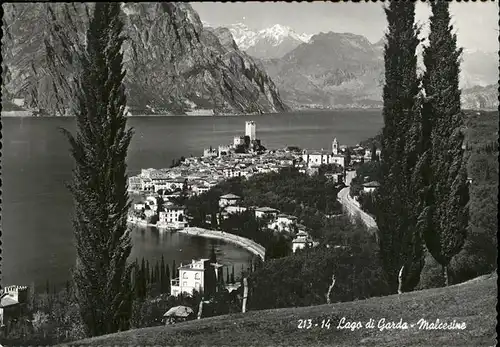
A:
[[374, 1, 424, 293], [60, 3, 134, 336], [421, 0, 469, 286], [248, 216, 388, 310]]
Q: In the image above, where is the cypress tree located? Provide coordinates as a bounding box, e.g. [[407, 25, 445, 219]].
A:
[[160, 256, 166, 292], [140, 258, 146, 298], [422, 0, 468, 286], [374, 1, 424, 293], [133, 260, 141, 299], [226, 267, 230, 284], [370, 144, 377, 162], [172, 260, 176, 279], [146, 260, 151, 285], [165, 264, 171, 294], [155, 262, 160, 285], [61, 2, 133, 336], [231, 265, 235, 284], [210, 244, 217, 264]]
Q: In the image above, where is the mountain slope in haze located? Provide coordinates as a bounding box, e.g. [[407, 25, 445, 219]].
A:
[[460, 50, 498, 89], [1, 3, 288, 115], [222, 23, 312, 59], [261, 32, 497, 109], [462, 83, 499, 110], [261, 31, 385, 109]]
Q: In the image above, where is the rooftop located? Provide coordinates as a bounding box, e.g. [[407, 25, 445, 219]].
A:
[[220, 193, 242, 200], [277, 214, 297, 219], [363, 181, 381, 187], [0, 294, 19, 308], [255, 207, 279, 213]]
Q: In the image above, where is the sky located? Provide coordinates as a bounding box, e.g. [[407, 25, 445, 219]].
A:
[[191, 1, 499, 52]]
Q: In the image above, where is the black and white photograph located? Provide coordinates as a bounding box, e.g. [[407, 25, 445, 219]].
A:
[[0, 1, 498, 346]]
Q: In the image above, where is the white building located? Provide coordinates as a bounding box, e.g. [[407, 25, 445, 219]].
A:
[[302, 150, 345, 169], [223, 167, 242, 179], [134, 202, 146, 211], [192, 185, 210, 195], [255, 206, 279, 220], [234, 136, 245, 147], [245, 121, 256, 141], [332, 138, 339, 155], [128, 176, 142, 192], [268, 214, 297, 232], [362, 181, 380, 193], [203, 147, 218, 158], [170, 259, 222, 296], [141, 178, 154, 192], [1, 285, 28, 327], [219, 194, 242, 208], [159, 204, 186, 229], [302, 139, 345, 169], [225, 205, 247, 215], [292, 231, 314, 253]]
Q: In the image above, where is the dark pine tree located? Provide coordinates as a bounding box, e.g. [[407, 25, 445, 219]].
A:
[[374, 1, 424, 293], [165, 264, 171, 294], [140, 258, 146, 298], [345, 148, 351, 168], [160, 256, 166, 293], [370, 144, 378, 162], [422, 0, 469, 286], [60, 2, 134, 336], [172, 260, 177, 279], [146, 260, 151, 285], [133, 260, 141, 299]]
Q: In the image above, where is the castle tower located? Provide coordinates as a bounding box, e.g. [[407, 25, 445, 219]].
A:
[[332, 138, 338, 155], [245, 121, 256, 141]]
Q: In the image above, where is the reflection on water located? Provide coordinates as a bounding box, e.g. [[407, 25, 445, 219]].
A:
[[130, 226, 254, 281]]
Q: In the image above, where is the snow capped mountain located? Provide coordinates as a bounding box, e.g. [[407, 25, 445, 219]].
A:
[[226, 23, 258, 50], [257, 24, 312, 45], [222, 23, 312, 59]]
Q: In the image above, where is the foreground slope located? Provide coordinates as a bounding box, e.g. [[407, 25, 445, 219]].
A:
[[62, 273, 497, 347]]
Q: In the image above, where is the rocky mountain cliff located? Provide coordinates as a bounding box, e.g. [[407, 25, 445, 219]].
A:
[[1, 3, 288, 115]]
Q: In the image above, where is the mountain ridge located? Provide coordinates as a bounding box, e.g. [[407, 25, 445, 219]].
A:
[[1, 3, 288, 115], [253, 29, 497, 109], [214, 23, 313, 59]]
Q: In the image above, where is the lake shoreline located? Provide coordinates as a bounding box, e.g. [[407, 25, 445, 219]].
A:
[[127, 220, 265, 260]]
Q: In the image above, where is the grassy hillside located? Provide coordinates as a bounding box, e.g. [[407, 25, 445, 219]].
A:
[[62, 273, 497, 347]]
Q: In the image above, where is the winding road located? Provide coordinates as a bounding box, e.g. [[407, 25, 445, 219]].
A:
[[338, 170, 378, 231]]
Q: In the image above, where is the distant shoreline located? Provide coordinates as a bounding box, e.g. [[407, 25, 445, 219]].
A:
[[3, 108, 494, 118]]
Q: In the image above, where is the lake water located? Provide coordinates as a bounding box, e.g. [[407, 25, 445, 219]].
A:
[[1, 110, 383, 290]]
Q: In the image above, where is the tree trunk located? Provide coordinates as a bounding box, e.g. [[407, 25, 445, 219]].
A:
[[197, 299, 204, 320], [397, 266, 404, 294], [242, 278, 248, 313], [443, 265, 449, 287], [326, 274, 336, 304]]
